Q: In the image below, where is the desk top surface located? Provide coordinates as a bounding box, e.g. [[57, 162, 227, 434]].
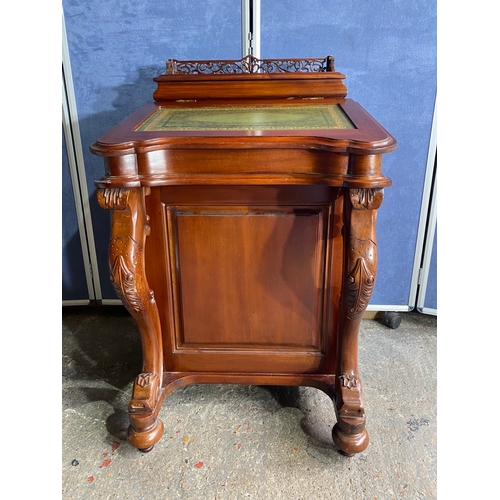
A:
[[135, 104, 355, 132], [92, 56, 396, 156], [92, 99, 395, 155], [91, 56, 396, 189]]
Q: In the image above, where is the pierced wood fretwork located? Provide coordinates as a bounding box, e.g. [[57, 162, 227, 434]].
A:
[[166, 54, 335, 75]]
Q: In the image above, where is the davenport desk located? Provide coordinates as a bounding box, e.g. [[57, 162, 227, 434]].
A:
[[91, 56, 396, 457]]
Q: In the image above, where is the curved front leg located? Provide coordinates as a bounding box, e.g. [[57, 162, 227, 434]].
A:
[[333, 187, 384, 456], [97, 187, 164, 451]]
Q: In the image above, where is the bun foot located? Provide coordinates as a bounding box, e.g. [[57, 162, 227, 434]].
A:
[[332, 423, 369, 456], [337, 449, 355, 458], [127, 418, 164, 452]]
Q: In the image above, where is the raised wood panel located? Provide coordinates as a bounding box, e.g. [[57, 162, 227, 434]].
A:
[[146, 185, 342, 374], [170, 207, 327, 349]]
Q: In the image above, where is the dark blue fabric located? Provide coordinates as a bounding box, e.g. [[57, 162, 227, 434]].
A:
[[62, 128, 90, 300], [63, 0, 436, 307], [63, 0, 241, 299], [261, 0, 437, 306], [423, 225, 437, 311]]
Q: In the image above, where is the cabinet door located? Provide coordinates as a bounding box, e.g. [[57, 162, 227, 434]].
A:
[[260, 0, 437, 311], [146, 185, 341, 374], [62, 0, 242, 301]]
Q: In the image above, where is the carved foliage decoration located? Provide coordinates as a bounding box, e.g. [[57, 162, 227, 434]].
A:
[[336, 374, 365, 420], [345, 257, 375, 319], [130, 372, 161, 414], [97, 187, 129, 210], [97, 188, 156, 320], [166, 55, 335, 75], [343, 187, 382, 319], [339, 374, 358, 389], [109, 235, 149, 319], [350, 188, 383, 211]]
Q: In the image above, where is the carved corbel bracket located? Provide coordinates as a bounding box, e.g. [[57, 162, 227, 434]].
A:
[[349, 188, 384, 211], [332, 187, 384, 455], [97, 187, 130, 211], [98, 187, 165, 450], [344, 188, 384, 320], [97, 188, 154, 320], [97, 187, 163, 396]]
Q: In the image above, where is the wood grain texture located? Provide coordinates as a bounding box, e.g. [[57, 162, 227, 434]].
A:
[[92, 57, 396, 456]]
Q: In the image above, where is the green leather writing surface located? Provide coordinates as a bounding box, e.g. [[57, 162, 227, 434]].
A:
[[135, 105, 355, 131]]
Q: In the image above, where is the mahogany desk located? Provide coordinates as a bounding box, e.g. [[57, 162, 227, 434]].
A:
[[91, 56, 396, 456]]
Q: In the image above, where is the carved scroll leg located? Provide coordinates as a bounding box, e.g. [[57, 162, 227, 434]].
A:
[[333, 188, 384, 456], [98, 187, 164, 452]]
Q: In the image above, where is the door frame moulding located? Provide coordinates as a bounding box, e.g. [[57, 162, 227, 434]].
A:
[[408, 94, 437, 314], [416, 164, 437, 315], [62, 11, 102, 304]]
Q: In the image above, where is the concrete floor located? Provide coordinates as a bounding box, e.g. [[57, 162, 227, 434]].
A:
[[62, 307, 437, 499]]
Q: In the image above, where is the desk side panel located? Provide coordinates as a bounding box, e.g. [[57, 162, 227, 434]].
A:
[[145, 186, 342, 374]]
